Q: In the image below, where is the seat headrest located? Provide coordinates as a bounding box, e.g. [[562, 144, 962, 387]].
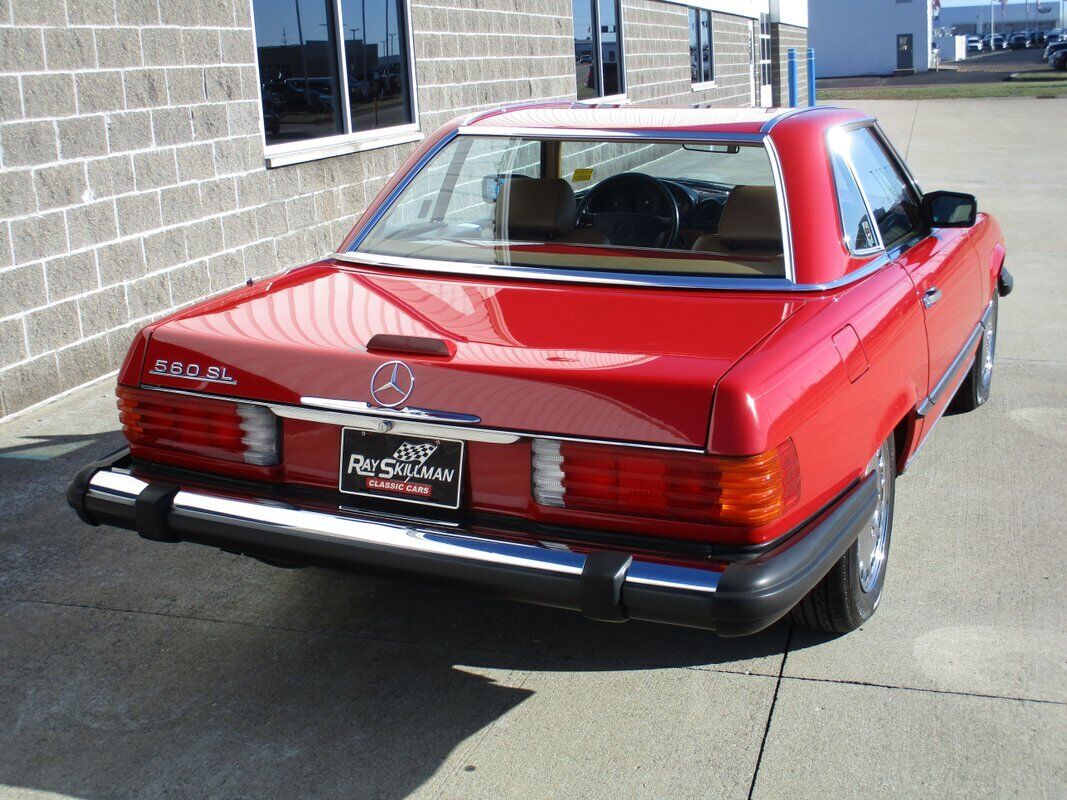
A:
[[496, 178, 577, 240], [717, 185, 783, 252]]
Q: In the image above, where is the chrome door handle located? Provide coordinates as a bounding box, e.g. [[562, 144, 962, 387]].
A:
[[922, 287, 942, 308]]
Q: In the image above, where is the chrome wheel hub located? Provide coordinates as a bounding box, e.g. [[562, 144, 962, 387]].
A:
[[858, 443, 891, 593]]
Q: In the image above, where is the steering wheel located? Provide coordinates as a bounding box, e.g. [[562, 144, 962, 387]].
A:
[[577, 172, 681, 249]]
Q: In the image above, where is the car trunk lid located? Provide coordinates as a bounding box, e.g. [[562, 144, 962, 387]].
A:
[[140, 261, 803, 448]]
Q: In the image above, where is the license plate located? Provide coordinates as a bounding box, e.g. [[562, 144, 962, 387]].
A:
[[338, 428, 465, 509]]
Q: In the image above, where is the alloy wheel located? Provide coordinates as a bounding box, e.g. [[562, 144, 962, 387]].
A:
[[858, 441, 892, 594]]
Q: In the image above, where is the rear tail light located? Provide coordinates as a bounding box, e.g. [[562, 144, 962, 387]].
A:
[[117, 387, 279, 466], [532, 438, 800, 527]]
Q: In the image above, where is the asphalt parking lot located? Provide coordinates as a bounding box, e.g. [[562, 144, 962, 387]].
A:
[[1, 97, 1064, 799]]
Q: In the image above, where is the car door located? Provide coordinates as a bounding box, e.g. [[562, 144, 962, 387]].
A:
[[842, 126, 983, 408]]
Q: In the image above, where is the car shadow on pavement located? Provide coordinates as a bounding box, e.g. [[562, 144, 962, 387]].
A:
[[0, 429, 825, 799]]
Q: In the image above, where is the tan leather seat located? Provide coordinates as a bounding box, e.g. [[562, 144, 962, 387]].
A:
[[495, 178, 609, 244], [690, 186, 783, 273]]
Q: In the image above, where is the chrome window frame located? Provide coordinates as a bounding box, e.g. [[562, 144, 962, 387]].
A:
[[841, 122, 927, 258], [825, 120, 886, 257], [344, 126, 802, 289]]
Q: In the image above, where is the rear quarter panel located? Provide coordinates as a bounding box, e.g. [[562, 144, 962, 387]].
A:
[[709, 263, 928, 542]]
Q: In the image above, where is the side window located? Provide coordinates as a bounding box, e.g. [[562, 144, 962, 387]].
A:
[[829, 149, 878, 252], [845, 128, 923, 248]]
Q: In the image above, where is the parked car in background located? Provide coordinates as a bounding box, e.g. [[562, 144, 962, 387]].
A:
[[1009, 32, 1029, 49], [1053, 48, 1067, 70], [1047, 29, 1063, 44], [966, 35, 983, 52], [982, 33, 1006, 50], [67, 104, 1011, 638], [1044, 40, 1067, 62]]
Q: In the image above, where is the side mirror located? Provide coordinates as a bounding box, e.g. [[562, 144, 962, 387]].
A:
[[922, 190, 977, 228]]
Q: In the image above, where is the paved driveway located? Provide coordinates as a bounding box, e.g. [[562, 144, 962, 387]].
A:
[[1, 98, 1064, 799]]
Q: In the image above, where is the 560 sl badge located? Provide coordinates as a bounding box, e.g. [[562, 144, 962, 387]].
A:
[[148, 359, 237, 385]]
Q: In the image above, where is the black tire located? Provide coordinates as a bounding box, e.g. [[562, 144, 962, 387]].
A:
[[791, 435, 895, 634], [949, 293, 998, 414]]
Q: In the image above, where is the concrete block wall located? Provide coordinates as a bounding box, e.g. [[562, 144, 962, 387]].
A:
[[771, 22, 809, 107], [623, 2, 753, 107], [0, 0, 801, 420], [410, 0, 574, 133]]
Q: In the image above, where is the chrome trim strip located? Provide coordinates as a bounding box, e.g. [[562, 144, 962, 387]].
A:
[[906, 302, 994, 468], [146, 369, 237, 386], [331, 251, 797, 291], [763, 134, 796, 283], [916, 319, 985, 418], [331, 250, 893, 293], [84, 470, 721, 595], [453, 126, 767, 143], [138, 385, 706, 452], [274, 404, 521, 445], [302, 396, 482, 424]]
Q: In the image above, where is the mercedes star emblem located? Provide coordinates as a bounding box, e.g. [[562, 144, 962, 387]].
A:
[[370, 360, 415, 408]]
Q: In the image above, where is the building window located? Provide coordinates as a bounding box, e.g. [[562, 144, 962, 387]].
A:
[[572, 0, 625, 100], [253, 0, 415, 157], [688, 7, 713, 85]]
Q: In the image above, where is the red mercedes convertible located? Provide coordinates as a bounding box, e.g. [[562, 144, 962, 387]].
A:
[[69, 105, 1011, 636]]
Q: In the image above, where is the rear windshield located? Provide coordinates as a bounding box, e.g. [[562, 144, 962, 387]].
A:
[[352, 135, 786, 278]]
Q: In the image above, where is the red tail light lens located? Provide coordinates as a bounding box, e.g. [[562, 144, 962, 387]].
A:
[[117, 387, 278, 466], [532, 439, 800, 527]]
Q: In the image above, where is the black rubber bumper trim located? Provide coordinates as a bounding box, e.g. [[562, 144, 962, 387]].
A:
[[709, 471, 879, 636], [68, 454, 878, 634], [580, 551, 633, 622], [134, 482, 181, 542], [65, 447, 132, 525], [998, 265, 1013, 297]]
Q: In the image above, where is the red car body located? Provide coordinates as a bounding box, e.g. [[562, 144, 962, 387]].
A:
[[70, 105, 1009, 635]]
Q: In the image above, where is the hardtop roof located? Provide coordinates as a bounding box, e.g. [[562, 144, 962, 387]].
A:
[[460, 104, 855, 136]]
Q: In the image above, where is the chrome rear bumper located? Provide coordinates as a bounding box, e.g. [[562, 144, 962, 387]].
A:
[[68, 449, 878, 636]]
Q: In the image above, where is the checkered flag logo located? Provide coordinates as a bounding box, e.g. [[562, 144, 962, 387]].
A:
[[393, 441, 438, 464]]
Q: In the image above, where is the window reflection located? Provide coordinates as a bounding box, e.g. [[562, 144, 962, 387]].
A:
[[253, 0, 413, 147], [598, 0, 621, 96], [572, 0, 624, 99], [687, 7, 713, 85], [339, 0, 412, 133], [572, 0, 598, 100]]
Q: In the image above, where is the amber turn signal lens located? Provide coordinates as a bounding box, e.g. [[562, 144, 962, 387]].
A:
[[532, 438, 800, 527]]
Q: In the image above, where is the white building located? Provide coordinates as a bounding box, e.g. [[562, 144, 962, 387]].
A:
[[809, 0, 933, 77]]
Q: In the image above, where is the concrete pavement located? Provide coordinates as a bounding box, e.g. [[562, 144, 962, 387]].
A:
[[1, 97, 1064, 799]]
